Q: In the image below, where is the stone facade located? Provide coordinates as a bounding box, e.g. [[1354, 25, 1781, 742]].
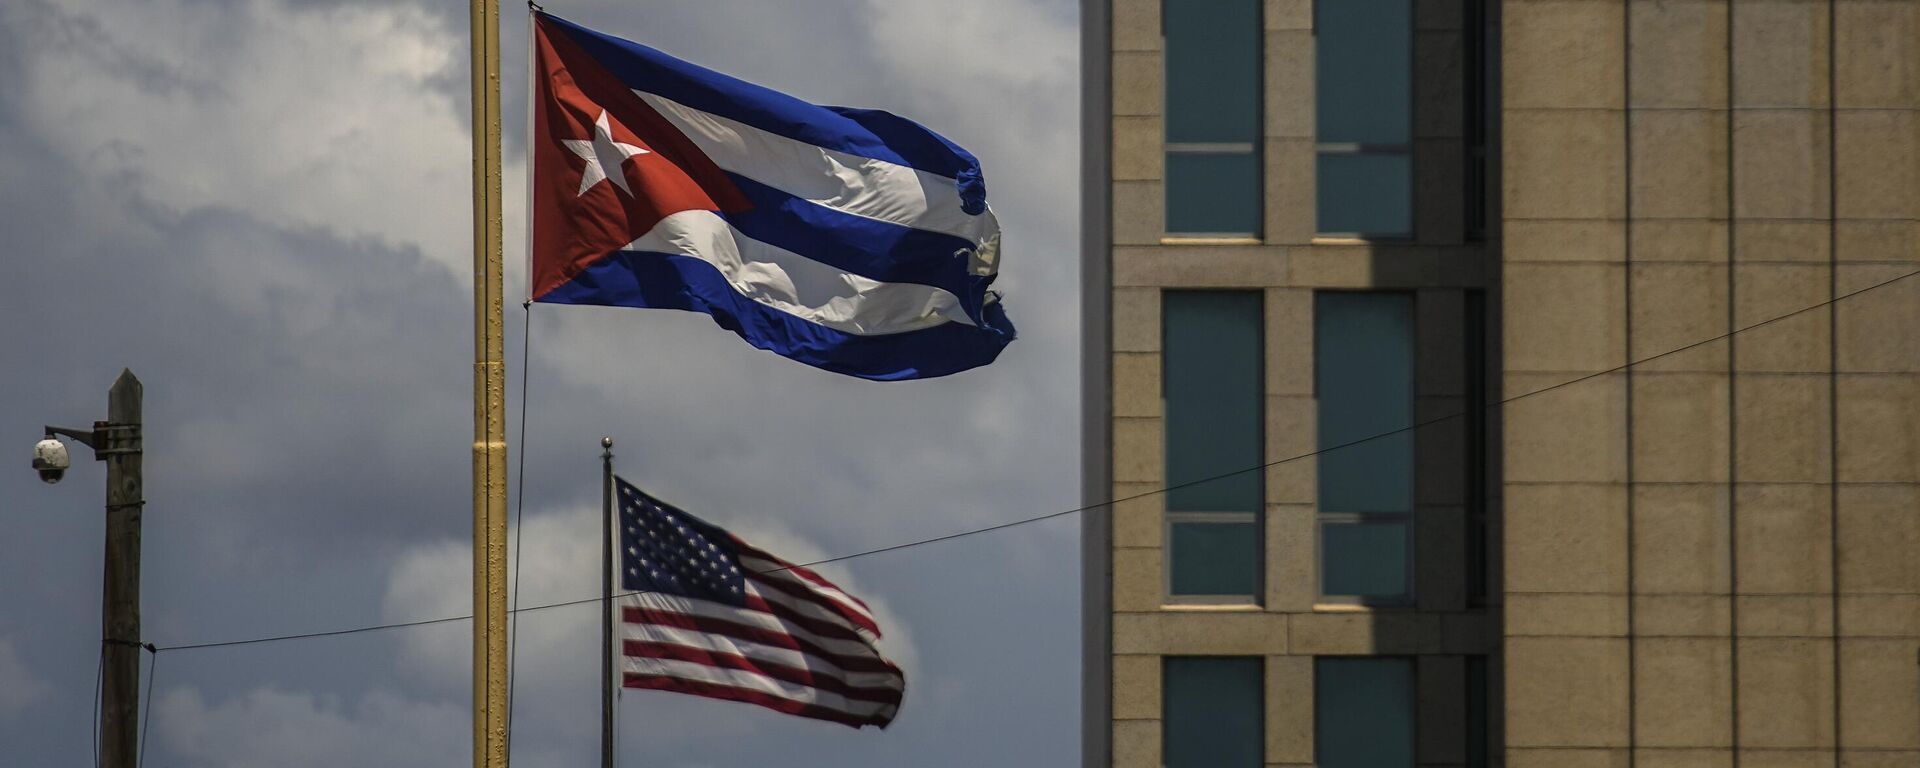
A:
[[1087, 0, 1920, 766], [1096, 0, 1503, 765], [1500, 0, 1920, 765]]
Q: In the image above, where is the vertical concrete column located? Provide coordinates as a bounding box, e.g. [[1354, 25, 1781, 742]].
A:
[[1268, 654, 1315, 768], [1501, 0, 1633, 761], [1112, 0, 1164, 248], [1831, 0, 1920, 760], [1420, 655, 1472, 768], [1417, 289, 1472, 613], [1108, 22, 1168, 768], [1415, 0, 1470, 243], [1111, 653, 1162, 768], [1267, 288, 1318, 612], [1625, 0, 1737, 762], [1266, 0, 1317, 245], [1109, 279, 1165, 622], [1730, 0, 1840, 760]]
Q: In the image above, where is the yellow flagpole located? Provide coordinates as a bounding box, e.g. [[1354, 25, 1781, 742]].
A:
[[468, 0, 509, 765]]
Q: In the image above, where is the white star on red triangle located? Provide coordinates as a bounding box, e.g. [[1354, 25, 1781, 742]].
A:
[[563, 109, 651, 197]]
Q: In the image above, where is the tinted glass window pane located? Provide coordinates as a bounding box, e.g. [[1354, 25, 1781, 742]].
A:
[[1166, 0, 1261, 144], [1315, 292, 1414, 513], [1321, 521, 1409, 596], [1165, 292, 1263, 513], [1166, 658, 1263, 768], [1316, 0, 1411, 144], [1316, 658, 1414, 768], [1168, 152, 1262, 234], [1170, 521, 1260, 596], [1317, 153, 1412, 235]]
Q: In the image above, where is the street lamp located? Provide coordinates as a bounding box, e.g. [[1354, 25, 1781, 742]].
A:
[[35, 369, 143, 768]]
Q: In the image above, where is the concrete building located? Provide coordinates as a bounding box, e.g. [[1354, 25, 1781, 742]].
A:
[[1081, 1, 1920, 767]]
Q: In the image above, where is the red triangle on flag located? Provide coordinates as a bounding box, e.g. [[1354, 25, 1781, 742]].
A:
[[529, 17, 750, 302]]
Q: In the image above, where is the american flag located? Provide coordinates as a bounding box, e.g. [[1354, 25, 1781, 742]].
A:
[[614, 476, 905, 728]]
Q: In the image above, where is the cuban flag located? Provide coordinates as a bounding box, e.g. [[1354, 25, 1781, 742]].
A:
[[529, 13, 1014, 381]]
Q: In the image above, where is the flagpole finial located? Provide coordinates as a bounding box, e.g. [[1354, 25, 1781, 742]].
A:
[[601, 436, 613, 456]]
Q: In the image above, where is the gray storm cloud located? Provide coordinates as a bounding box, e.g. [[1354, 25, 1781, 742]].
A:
[[0, 0, 1081, 764]]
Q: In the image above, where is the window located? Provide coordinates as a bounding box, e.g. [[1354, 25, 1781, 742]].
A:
[[1316, 658, 1414, 768], [1316, 0, 1412, 236], [1164, 292, 1263, 601], [1165, 657, 1263, 768], [1164, 0, 1262, 236], [1315, 292, 1414, 602]]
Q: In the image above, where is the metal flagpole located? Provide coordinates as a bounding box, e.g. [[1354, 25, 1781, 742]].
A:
[[468, 0, 509, 763], [600, 437, 616, 768]]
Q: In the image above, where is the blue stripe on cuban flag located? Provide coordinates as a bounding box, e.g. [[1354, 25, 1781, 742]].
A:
[[539, 14, 1013, 381]]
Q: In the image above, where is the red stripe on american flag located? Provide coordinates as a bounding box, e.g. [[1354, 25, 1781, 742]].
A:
[[612, 484, 903, 729], [623, 606, 899, 674], [624, 674, 897, 729], [735, 539, 876, 614], [743, 570, 882, 638], [622, 641, 904, 705], [717, 589, 873, 646]]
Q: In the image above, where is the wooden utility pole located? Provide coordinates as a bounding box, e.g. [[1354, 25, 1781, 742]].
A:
[[101, 369, 143, 768], [469, 0, 509, 763]]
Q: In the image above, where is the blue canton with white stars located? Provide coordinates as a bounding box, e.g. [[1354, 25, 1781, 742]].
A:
[[617, 477, 748, 606]]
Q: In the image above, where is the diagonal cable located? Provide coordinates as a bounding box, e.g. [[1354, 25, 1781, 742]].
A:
[[150, 267, 1919, 652]]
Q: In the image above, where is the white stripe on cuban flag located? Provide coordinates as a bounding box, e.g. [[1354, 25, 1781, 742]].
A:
[[624, 211, 976, 336], [634, 90, 1001, 265], [612, 92, 999, 336]]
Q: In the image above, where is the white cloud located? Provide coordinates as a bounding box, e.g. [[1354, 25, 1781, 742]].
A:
[[157, 686, 467, 768], [12, 0, 471, 274], [0, 638, 49, 718], [381, 505, 599, 697], [0, 0, 1082, 763]]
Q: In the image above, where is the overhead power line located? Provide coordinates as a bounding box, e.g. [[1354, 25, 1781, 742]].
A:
[[149, 266, 1920, 654]]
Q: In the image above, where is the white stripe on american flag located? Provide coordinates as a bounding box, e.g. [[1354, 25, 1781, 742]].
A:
[[740, 575, 878, 638], [740, 552, 879, 631], [621, 621, 904, 690], [627, 592, 878, 660], [621, 656, 899, 718]]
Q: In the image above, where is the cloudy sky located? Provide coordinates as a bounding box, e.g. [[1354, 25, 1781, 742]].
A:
[[0, 0, 1081, 764]]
